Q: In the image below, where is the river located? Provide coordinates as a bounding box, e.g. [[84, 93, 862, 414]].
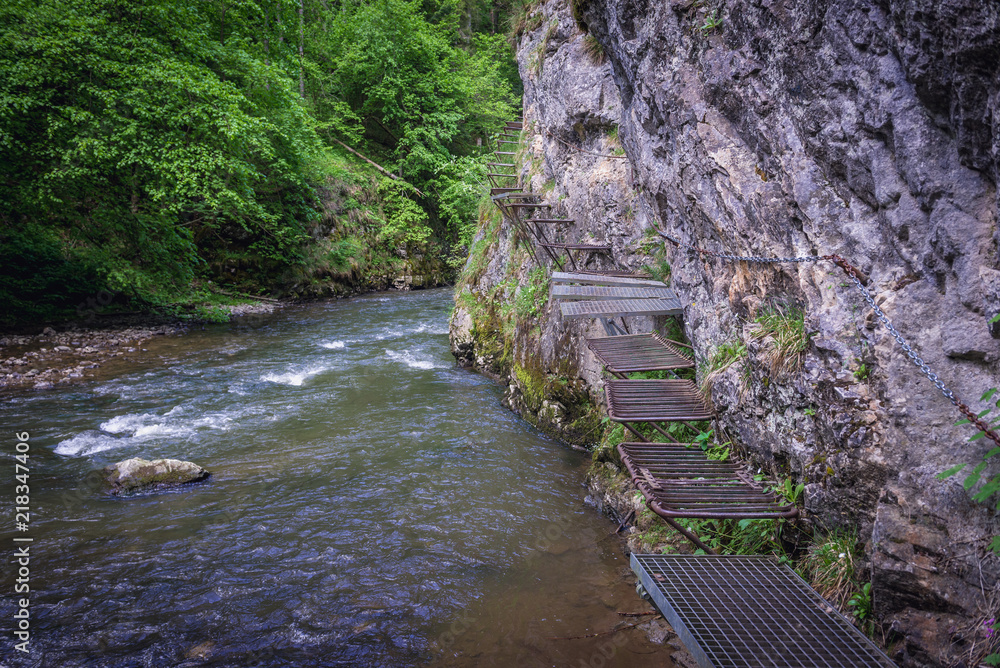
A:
[[2, 288, 667, 667]]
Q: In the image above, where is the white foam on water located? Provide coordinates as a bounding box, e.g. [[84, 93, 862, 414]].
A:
[[101, 413, 160, 434], [411, 323, 449, 335], [57, 405, 253, 457], [320, 341, 346, 349], [261, 365, 328, 386], [54, 431, 127, 456], [384, 349, 441, 370]]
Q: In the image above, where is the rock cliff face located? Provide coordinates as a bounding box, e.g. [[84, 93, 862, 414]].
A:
[[451, 0, 1000, 664]]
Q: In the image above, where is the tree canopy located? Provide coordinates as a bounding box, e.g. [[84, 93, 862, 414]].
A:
[[0, 0, 522, 323]]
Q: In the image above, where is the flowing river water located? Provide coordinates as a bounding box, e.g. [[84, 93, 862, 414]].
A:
[[2, 288, 669, 667]]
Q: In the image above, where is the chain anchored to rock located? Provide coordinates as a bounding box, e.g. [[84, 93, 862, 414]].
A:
[[655, 227, 1000, 449]]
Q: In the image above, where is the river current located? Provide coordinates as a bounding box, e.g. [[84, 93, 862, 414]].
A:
[[2, 289, 665, 667]]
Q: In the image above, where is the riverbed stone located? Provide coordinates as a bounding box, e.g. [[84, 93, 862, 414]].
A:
[[102, 458, 209, 496]]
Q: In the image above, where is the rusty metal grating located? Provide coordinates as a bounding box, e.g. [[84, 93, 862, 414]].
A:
[[552, 285, 678, 301], [618, 442, 798, 519], [631, 554, 895, 668], [561, 298, 683, 319], [604, 379, 713, 421], [586, 332, 693, 373]]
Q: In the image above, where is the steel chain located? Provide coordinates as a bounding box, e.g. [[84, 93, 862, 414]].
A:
[[656, 228, 1000, 448]]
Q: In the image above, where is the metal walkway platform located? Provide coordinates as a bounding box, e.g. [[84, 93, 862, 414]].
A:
[[604, 379, 713, 423], [585, 332, 693, 375], [503, 202, 551, 210], [560, 297, 682, 320], [551, 271, 664, 287], [631, 554, 895, 668], [552, 285, 677, 301], [618, 442, 797, 520]]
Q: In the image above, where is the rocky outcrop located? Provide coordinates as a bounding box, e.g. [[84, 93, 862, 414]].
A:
[[452, 0, 1000, 664], [102, 458, 209, 496]]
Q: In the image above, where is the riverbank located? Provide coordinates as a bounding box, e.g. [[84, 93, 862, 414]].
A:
[[0, 277, 459, 395], [0, 302, 279, 394]]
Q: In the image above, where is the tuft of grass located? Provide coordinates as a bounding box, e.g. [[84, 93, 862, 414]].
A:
[[582, 33, 605, 64], [701, 339, 747, 393], [751, 304, 810, 376], [798, 531, 863, 612], [641, 255, 671, 285], [513, 267, 550, 321]]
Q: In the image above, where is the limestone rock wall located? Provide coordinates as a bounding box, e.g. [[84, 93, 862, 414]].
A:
[[451, 0, 1000, 664]]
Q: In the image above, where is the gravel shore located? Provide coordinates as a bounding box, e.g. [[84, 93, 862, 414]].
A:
[[0, 302, 280, 393]]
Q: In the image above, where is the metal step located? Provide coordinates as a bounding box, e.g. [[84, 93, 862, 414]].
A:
[[539, 242, 612, 251], [560, 297, 682, 319], [551, 285, 678, 301], [631, 554, 895, 668], [604, 379, 713, 421], [551, 271, 666, 287], [585, 332, 693, 373]]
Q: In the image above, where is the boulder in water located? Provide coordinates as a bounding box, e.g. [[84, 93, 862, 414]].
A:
[[102, 457, 209, 496]]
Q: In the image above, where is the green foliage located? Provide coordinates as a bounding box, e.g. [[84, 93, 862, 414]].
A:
[[702, 339, 747, 392], [1, 0, 522, 324], [775, 477, 805, 505], [938, 388, 1000, 510], [434, 155, 491, 251], [0, 224, 106, 325], [849, 583, 873, 623], [641, 255, 672, 285], [377, 180, 433, 245], [798, 531, 864, 611], [700, 9, 723, 33], [314, 2, 517, 180], [514, 268, 550, 320]]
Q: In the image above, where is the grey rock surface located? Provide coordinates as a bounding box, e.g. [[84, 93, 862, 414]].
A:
[[102, 457, 209, 496], [453, 0, 1000, 664]]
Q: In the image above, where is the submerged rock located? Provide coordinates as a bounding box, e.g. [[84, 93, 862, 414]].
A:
[[102, 457, 209, 496]]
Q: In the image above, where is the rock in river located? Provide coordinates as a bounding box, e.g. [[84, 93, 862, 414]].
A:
[[102, 458, 209, 496]]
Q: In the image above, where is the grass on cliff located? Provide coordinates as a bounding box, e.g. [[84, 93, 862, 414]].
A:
[[701, 339, 748, 393], [582, 34, 606, 64], [751, 304, 810, 375]]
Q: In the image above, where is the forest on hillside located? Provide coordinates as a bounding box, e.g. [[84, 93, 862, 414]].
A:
[[0, 0, 526, 325]]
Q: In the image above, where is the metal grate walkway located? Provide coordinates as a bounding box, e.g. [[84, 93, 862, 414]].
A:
[[619, 442, 797, 519], [551, 271, 664, 287], [586, 332, 694, 375], [552, 285, 678, 301], [605, 379, 714, 422], [631, 554, 895, 668], [560, 297, 683, 319]]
